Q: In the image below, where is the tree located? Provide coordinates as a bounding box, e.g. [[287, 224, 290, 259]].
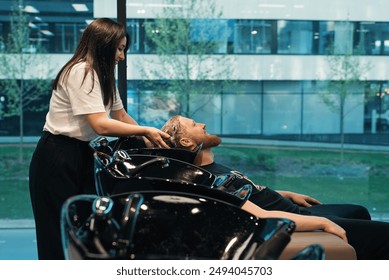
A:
[[0, 0, 52, 162], [136, 0, 234, 125], [320, 46, 375, 160]]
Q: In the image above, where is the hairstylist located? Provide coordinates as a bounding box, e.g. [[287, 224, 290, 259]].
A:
[[29, 18, 170, 259]]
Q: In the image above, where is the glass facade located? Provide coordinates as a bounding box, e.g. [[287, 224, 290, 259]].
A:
[[126, 18, 389, 56], [0, 0, 388, 229], [234, 20, 272, 54], [122, 15, 389, 142], [0, 1, 388, 140]]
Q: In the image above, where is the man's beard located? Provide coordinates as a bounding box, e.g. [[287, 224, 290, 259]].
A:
[[201, 134, 222, 149]]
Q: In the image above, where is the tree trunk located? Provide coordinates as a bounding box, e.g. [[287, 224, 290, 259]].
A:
[[18, 72, 24, 164], [340, 98, 345, 162]]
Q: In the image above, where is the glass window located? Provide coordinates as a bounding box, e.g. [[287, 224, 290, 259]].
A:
[[234, 20, 272, 54], [303, 81, 365, 134], [221, 81, 262, 134], [143, 20, 158, 54], [221, 93, 262, 134], [357, 22, 389, 55], [263, 81, 302, 134], [334, 21, 354, 54], [137, 90, 181, 128], [303, 81, 340, 133], [1, 0, 389, 261], [364, 82, 389, 133], [191, 19, 229, 54], [318, 21, 335, 54], [190, 93, 222, 134], [277, 21, 313, 54], [126, 88, 140, 122], [127, 20, 141, 53], [54, 23, 85, 53]]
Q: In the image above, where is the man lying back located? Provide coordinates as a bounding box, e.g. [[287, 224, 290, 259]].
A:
[[159, 115, 389, 260]]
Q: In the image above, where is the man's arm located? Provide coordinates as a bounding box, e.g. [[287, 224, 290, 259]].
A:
[[241, 200, 347, 242], [276, 190, 321, 207]]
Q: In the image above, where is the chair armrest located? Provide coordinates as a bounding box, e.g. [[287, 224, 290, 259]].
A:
[[279, 231, 357, 260]]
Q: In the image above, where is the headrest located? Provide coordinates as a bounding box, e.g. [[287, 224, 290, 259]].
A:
[[90, 136, 202, 164]]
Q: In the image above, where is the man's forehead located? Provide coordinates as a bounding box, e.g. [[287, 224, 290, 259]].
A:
[[178, 116, 193, 127]]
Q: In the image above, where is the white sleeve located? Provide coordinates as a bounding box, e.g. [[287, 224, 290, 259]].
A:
[[112, 86, 124, 111], [66, 65, 106, 116]]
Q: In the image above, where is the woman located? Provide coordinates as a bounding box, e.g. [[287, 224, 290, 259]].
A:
[[29, 18, 169, 259]]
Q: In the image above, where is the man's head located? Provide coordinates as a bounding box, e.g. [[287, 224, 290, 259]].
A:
[[161, 115, 221, 151]]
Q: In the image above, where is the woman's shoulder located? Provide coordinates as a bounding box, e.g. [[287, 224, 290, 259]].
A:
[[67, 61, 95, 79], [71, 61, 89, 72], [59, 60, 94, 85]]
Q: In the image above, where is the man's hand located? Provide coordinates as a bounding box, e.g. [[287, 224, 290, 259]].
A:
[[277, 191, 321, 207], [319, 217, 348, 242]]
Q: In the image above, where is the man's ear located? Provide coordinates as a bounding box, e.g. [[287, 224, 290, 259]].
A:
[[179, 137, 197, 150]]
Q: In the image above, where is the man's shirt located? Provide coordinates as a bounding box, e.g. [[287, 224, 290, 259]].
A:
[[201, 162, 301, 214]]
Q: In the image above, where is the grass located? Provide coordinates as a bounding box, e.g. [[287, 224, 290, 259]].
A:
[[0, 145, 35, 219], [213, 144, 389, 214], [0, 143, 389, 219]]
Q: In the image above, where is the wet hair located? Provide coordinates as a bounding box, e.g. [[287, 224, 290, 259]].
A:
[[161, 115, 186, 148], [52, 18, 129, 106]]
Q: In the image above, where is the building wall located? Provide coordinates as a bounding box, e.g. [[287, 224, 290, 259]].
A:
[[94, 0, 389, 141], [0, 0, 387, 141], [95, 0, 389, 22]]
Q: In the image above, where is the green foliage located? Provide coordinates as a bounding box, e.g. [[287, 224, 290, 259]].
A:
[[319, 43, 376, 158], [321, 44, 373, 115], [8, 0, 30, 53], [214, 145, 389, 214], [137, 0, 235, 118], [0, 145, 34, 177], [1, 144, 389, 218], [0, 0, 52, 157]]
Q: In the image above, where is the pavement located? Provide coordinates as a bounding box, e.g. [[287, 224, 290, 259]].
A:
[[0, 220, 37, 260]]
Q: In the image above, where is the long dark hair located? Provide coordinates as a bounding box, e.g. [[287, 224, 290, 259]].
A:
[[52, 18, 129, 106]]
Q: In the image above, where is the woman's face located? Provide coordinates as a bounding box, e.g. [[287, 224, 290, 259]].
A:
[[115, 37, 127, 64]]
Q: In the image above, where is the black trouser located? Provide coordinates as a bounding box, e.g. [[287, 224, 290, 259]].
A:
[[29, 132, 95, 260], [301, 205, 389, 260], [330, 217, 389, 260], [301, 203, 372, 220]]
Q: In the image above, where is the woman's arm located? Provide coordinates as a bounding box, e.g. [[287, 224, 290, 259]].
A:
[[110, 108, 138, 125], [241, 200, 347, 242], [85, 111, 170, 148], [110, 108, 153, 147]]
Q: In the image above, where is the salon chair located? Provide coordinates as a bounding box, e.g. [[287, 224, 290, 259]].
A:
[[89, 137, 354, 260], [61, 192, 297, 260]]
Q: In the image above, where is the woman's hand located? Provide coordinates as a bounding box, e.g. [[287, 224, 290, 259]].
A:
[[144, 127, 170, 148]]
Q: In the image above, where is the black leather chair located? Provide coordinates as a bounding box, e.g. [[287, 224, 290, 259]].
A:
[[61, 192, 296, 260]]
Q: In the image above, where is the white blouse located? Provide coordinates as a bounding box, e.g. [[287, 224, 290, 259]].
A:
[[44, 62, 123, 141]]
